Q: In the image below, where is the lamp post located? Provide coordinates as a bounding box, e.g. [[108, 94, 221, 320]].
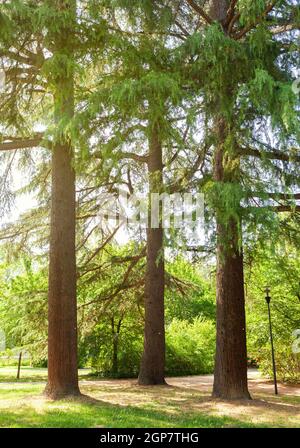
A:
[[264, 286, 278, 395]]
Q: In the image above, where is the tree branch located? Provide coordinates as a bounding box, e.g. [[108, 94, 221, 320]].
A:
[[225, 0, 238, 26], [0, 135, 45, 151], [119, 151, 148, 163], [185, 0, 213, 24], [274, 205, 300, 212], [252, 192, 300, 200], [270, 23, 300, 35], [239, 146, 300, 163], [246, 205, 300, 213], [234, 1, 277, 40]]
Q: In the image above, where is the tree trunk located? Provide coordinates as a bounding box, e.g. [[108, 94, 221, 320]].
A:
[[112, 334, 119, 375], [212, 118, 251, 400], [206, 0, 251, 401], [138, 124, 166, 385], [212, 220, 251, 399], [45, 137, 80, 399], [209, 0, 228, 23], [45, 0, 80, 399], [111, 318, 122, 376]]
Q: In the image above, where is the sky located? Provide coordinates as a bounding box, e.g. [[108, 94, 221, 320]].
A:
[[0, 165, 37, 226]]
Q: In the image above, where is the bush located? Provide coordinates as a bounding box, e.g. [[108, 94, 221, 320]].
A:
[[247, 332, 300, 383], [247, 301, 300, 383], [85, 318, 143, 378], [88, 316, 216, 378], [260, 348, 300, 383], [90, 334, 143, 379], [166, 317, 215, 376], [245, 242, 300, 384]]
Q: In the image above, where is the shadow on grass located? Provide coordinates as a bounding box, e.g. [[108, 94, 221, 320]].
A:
[[0, 392, 258, 428], [81, 382, 300, 417], [1, 380, 299, 428]]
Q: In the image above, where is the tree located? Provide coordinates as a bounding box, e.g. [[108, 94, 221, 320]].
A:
[[0, 0, 110, 398], [44, 0, 80, 399], [74, 2, 196, 385], [208, 0, 299, 400], [169, 0, 299, 399], [0, 0, 80, 398]]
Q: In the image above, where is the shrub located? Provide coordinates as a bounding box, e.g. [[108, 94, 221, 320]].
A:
[[85, 319, 143, 378], [165, 317, 215, 376], [248, 333, 300, 383], [247, 305, 300, 383], [88, 316, 216, 378]]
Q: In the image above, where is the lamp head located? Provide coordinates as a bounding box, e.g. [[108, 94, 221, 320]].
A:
[[264, 286, 271, 303]]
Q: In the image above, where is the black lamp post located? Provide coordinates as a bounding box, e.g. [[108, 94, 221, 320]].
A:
[[264, 286, 278, 395]]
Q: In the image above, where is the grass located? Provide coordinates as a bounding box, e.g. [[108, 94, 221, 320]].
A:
[[0, 367, 299, 428], [0, 384, 256, 428], [0, 366, 91, 382]]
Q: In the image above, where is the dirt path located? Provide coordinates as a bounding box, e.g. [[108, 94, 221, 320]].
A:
[[81, 369, 300, 397], [167, 369, 300, 397]]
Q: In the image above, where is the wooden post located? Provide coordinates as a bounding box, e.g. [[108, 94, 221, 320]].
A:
[[17, 351, 22, 380]]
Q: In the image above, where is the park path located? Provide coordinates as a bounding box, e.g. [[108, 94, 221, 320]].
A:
[[0, 368, 299, 397], [167, 369, 300, 397], [81, 369, 300, 397]]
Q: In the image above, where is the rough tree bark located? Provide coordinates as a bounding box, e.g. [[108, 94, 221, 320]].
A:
[[44, 0, 80, 399], [138, 124, 166, 385], [209, 0, 228, 23], [212, 116, 251, 400], [209, 0, 251, 400]]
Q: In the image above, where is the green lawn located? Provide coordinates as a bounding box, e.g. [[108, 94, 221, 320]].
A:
[[0, 367, 299, 428], [0, 384, 258, 428], [0, 366, 90, 382]]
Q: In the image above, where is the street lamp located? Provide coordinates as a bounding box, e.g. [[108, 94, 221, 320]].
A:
[[264, 286, 278, 395]]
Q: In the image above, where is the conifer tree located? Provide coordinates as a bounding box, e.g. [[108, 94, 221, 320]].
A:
[[74, 2, 203, 384], [173, 0, 300, 399], [44, 0, 80, 398], [0, 0, 80, 398], [0, 0, 110, 398]]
